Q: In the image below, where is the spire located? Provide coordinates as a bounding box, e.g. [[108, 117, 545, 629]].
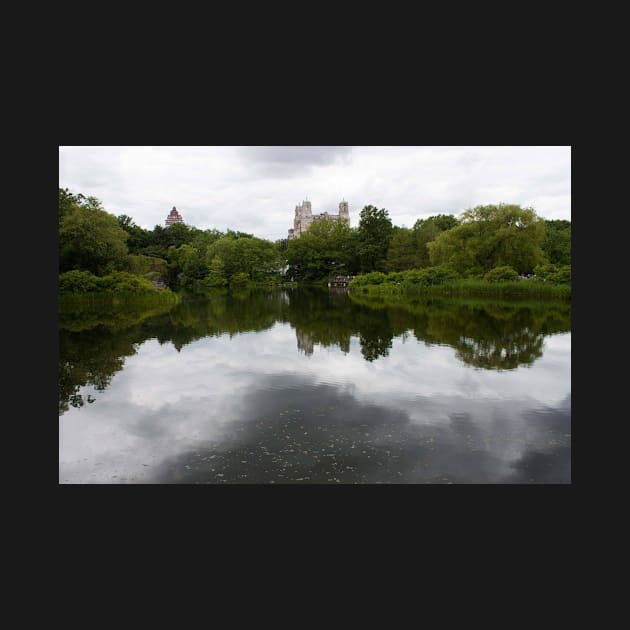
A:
[[165, 205, 185, 226]]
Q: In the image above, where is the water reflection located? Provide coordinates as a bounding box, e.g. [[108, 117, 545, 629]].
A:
[[60, 289, 569, 412], [59, 289, 571, 483], [147, 379, 570, 484]]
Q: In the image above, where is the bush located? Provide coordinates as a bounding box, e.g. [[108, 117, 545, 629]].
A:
[[59, 270, 104, 293], [534, 263, 552, 279], [400, 265, 459, 286], [384, 272, 405, 284], [484, 266, 519, 282], [421, 265, 460, 285], [534, 263, 571, 283], [355, 271, 387, 285], [546, 266, 571, 284], [404, 270, 427, 285], [128, 254, 168, 277], [99, 271, 159, 293], [230, 272, 250, 287]]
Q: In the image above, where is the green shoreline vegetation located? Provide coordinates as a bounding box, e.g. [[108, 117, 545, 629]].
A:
[[58, 188, 570, 307], [348, 266, 570, 300]]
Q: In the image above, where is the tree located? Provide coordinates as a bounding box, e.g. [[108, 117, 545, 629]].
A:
[[357, 205, 393, 273], [285, 220, 357, 281], [428, 204, 546, 275], [205, 256, 228, 287], [59, 188, 81, 224], [206, 234, 281, 284], [117, 214, 151, 253], [385, 227, 418, 272], [412, 214, 459, 268], [542, 219, 571, 266], [59, 196, 129, 275]]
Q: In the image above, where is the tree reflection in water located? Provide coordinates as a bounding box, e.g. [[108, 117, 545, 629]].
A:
[[59, 288, 570, 414]]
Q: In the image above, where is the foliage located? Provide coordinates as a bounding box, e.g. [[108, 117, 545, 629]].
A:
[[98, 271, 164, 293], [117, 215, 151, 251], [60, 188, 570, 294], [428, 204, 546, 275], [484, 266, 519, 282], [60, 268, 174, 298], [351, 265, 460, 289], [127, 254, 168, 281], [59, 270, 104, 293], [547, 267, 571, 283], [412, 214, 459, 268], [285, 220, 358, 281], [385, 227, 419, 272], [59, 192, 129, 275], [205, 255, 228, 287], [541, 220, 571, 266], [230, 271, 250, 287], [357, 205, 394, 272], [350, 265, 569, 300], [534, 263, 571, 283], [206, 234, 282, 285]]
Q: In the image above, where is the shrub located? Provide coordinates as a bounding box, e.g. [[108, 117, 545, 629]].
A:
[[128, 254, 168, 277], [404, 270, 427, 285], [384, 272, 405, 284], [533, 263, 556, 280], [59, 270, 104, 293], [484, 266, 519, 282], [546, 265, 571, 284], [422, 265, 460, 285], [230, 272, 250, 287], [358, 271, 387, 285], [99, 271, 158, 293]]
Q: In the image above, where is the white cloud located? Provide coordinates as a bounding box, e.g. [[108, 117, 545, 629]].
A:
[[59, 146, 571, 240]]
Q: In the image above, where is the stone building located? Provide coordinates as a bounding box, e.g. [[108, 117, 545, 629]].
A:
[[165, 206, 185, 226], [287, 199, 350, 239]]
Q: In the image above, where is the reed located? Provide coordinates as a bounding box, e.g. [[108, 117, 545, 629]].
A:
[[349, 278, 570, 300]]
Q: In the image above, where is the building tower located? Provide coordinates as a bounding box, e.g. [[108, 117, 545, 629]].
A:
[[165, 206, 185, 226], [339, 199, 350, 226]]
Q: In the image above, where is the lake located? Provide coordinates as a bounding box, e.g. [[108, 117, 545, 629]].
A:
[[59, 288, 571, 484]]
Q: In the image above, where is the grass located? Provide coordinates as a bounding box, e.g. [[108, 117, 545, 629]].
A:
[[59, 288, 180, 309], [349, 278, 570, 300]]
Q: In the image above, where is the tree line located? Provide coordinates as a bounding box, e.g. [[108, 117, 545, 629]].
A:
[[59, 188, 570, 293]]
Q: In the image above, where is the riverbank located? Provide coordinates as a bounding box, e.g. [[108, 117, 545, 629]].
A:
[[349, 274, 570, 300], [59, 270, 180, 309]]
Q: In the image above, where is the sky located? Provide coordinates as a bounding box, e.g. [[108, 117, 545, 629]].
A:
[[59, 146, 571, 241]]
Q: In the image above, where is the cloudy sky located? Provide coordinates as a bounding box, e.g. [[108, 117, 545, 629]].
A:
[[59, 146, 571, 240]]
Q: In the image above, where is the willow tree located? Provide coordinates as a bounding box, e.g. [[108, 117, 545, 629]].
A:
[[427, 204, 546, 275]]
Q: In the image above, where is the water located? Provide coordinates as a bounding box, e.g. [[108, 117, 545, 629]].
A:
[[59, 288, 571, 483]]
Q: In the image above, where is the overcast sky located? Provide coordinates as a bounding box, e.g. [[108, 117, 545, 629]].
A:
[[59, 146, 571, 240]]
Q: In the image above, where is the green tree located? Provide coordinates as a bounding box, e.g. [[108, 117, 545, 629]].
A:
[[205, 255, 228, 287], [385, 227, 418, 272], [117, 214, 151, 253], [412, 214, 459, 268], [59, 197, 129, 275], [542, 219, 571, 266], [285, 220, 357, 281], [428, 204, 546, 275], [206, 234, 281, 284], [357, 205, 393, 273]]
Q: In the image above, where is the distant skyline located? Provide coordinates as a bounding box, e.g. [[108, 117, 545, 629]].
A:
[[59, 146, 571, 240]]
